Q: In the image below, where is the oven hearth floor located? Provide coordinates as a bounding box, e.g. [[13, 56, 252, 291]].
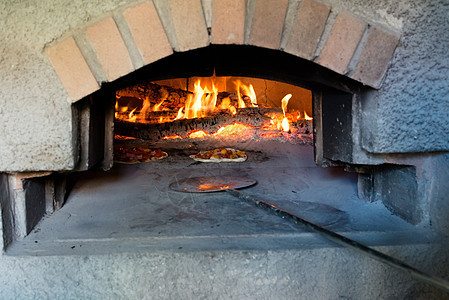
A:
[[8, 140, 441, 256]]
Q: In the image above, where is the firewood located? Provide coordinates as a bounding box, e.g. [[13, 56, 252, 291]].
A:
[[116, 82, 255, 113], [115, 108, 273, 142]]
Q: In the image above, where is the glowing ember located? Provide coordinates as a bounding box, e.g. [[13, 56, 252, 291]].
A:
[[213, 123, 254, 138], [163, 135, 182, 140]]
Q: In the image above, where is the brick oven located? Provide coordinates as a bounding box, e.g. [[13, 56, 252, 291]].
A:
[[1, 0, 449, 298]]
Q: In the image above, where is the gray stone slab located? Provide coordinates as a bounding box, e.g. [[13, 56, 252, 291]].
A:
[[7, 141, 436, 256]]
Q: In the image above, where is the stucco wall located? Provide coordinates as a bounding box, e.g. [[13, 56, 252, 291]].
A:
[[0, 0, 126, 172], [360, 0, 449, 153], [0, 0, 447, 171]]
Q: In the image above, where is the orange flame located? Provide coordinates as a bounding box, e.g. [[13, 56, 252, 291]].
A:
[[174, 107, 184, 120], [238, 81, 257, 107], [184, 80, 218, 119], [128, 108, 137, 122], [114, 77, 313, 143], [281, 94, 292, 132], [304, 111, 313, 120], [235, 80, 247, 109]]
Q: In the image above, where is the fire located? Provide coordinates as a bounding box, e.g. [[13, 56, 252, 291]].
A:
[[116, 77, 313, 144], [175, 78, 258, 119], [304, 111, 313, 120], [281, 94, 292, 132], [235, 80, 257, 108], [116, 77, 259, 123], [152, 98, 165, 112], [128, 107, 137, 122]]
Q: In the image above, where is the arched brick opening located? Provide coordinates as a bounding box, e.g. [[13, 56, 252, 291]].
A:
[[45, 0, 400, 104], [43, 0, 401, 173]]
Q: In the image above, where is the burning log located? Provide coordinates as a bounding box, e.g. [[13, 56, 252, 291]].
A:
[[115, 108, 272, 141], [114, 78, 313, 144], [116, 82, 254, 113]]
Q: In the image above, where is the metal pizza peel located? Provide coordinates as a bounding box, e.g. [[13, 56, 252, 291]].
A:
[[169, 176, 449, 292]]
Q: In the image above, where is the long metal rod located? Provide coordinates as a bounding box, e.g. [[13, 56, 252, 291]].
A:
[[225, 188, 449, 293]]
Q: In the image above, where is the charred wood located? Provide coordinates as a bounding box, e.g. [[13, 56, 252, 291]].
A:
[[115, 108, 273, 141]]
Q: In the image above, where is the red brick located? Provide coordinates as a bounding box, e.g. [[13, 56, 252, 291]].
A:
[[124, 1, 173, 65], [284, 0, 330, 60], [168, 0, 209, 52], [250, 0, 289, 49], [45, 37, 99, 102], [317, 13, 366, 74], [85, 17, 134, 81], [211, 0, 245, 44], [351, 26, 400, 88]]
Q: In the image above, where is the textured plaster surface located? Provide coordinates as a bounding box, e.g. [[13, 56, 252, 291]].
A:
[[358, 0, 449, 153], [0, 0, 126, 172], [1, 245, 449, 299]]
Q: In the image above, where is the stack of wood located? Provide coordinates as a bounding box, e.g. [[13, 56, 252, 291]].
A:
[[116, 82, 255, 117], [115, 107, 273, 142], [115, 82, 312, 143]]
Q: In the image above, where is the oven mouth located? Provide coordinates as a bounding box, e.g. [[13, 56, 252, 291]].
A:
[[113, 75, 314, 147], [4, 45, 436, 257]]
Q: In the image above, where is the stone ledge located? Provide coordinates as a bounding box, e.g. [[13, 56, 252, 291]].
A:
[[5, 230, 439, 257], [3, 243, 449, 299]]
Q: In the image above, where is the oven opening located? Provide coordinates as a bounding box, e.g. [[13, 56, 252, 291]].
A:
[[113, 75, 313, 158], [6, 46, 427, 255]]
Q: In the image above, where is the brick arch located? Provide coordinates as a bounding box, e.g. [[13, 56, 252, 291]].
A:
[[45, 0, 400, 103]]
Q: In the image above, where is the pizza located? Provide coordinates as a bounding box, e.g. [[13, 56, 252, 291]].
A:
[[190, 148, 247, 163], [114, 146, 168, 164]]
